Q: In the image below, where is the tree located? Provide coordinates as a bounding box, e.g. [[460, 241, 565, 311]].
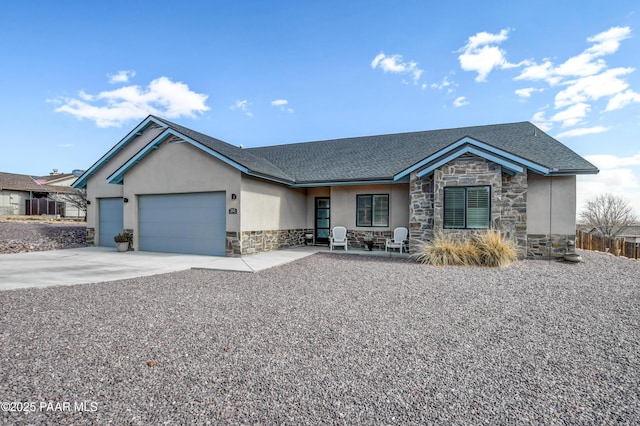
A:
[[49, 189, 87, 221], [580, 193, 637, 238]]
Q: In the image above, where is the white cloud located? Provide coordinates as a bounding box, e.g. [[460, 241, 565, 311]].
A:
[[78, 90, 94, 101], [55, 76, 209, 127], [554, 53, 607, 78], [550, 102, 591, 127], [606, 89, 640, 111], [586, 26, 632, 56], [515, 87, 543, 99], [453, 96, 469, 107], [457, 28, 520, 82], [555, 125, 609, 138], [518, 26, 637, 133], [108, 70, 136, 84], [271, 99, 294, 113], [371, 52, 423, 84], [577, 173, 640, 219], [531, 111, 553, 132], [577, 149, 640, 218], [554, 67, 633, 109], [515, 60, 561, 85], [430, 76, 456, 93], [230, 99, 253, 117], [586, 152, 640, 169], [517, 26, 631, 83]]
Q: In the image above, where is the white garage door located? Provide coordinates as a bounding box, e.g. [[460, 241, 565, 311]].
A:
[[99, 198, 124, 247], [138, 192, 226, 256]]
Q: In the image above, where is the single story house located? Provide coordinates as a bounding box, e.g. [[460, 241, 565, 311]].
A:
[[584, 225, 640, 243], [40, 170, 79, 187], [0, 171, 81, 217], [73, 115, 598, 256]]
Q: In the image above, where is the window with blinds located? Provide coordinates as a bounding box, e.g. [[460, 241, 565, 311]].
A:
[[356, 194, 389, 227], [444, 186, 490, 229]]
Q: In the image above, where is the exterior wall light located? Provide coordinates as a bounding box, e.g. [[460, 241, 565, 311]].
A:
[[231, 194, 237, 200]]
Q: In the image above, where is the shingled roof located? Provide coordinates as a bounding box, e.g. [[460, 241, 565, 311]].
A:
[[152, 116, 294, 182], [74, 116, 599, 189], [264, 122, 595, 182], [0, 172, 79, 194], [155, 118, 598, 184]]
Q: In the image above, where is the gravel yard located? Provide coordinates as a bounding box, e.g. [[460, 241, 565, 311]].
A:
[[0, 221, 86, 254], [1, 250, 639, 424]]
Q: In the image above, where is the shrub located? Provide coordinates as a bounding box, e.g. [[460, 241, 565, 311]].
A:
[[411, 233, 470, 266], [412, 230, 517, 267], [473, 230, 518, 267]]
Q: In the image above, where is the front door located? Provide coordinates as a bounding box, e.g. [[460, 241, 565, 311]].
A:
[[315, 197, 330, 244]]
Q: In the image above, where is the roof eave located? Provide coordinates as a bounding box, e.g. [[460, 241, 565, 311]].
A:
[[245, 170, 295, 186], [548, 168, 600, 176], [291, 177, 407, 188]]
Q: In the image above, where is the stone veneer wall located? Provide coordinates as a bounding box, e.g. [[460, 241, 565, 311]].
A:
[[527, 234, 575, 258], [87, 227, 309, 256], [498, 172, 528, 257], [238, 229, 312, 255], [347, 230, 393, 251], [226, 231, 241, 256], [86, 227, 95, 245], [409, 154, 528, 257]]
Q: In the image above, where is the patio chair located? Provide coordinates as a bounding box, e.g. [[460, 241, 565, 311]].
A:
[[330, 226, 348, 251], [385, 227, 409, 253]]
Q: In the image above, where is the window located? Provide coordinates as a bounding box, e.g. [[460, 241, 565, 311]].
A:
[[444, 186, 490, 229], [356, 194, 389, 227]]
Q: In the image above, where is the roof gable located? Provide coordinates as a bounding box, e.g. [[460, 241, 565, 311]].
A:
[[74, 115, 293, 189], [73, 116, 166, 189], [412, 139, 527, 179], [397, 136, 547, 179]]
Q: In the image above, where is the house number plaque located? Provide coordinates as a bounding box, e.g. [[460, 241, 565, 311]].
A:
[[228, 208, 238, 214]]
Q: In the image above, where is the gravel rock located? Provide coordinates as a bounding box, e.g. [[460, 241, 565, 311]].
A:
[[0, 250, 639, 424], [0, 222, 86, 254]]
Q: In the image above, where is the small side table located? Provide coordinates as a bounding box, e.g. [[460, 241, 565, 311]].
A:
[[304, 233, 315, 246]]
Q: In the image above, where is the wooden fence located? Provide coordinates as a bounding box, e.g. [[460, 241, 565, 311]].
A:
[[575, 230, 640, 260], [25, 199, 65, 216]]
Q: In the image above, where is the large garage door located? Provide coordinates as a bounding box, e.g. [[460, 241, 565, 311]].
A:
[[99, 198, 124, 247], [138, 192, 226, 256]]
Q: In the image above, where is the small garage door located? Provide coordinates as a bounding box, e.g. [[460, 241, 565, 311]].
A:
[[99, 198, 124, 247], [138, 192, 226, 256]]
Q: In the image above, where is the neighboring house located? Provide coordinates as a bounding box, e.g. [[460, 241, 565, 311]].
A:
[[73, 115, 598, 255], [586, 225, 640, 242], [0, 171, 80, 217], [38, 170, 85, 219], [620, 226, 640, 243], [40, 170, 78, 187]]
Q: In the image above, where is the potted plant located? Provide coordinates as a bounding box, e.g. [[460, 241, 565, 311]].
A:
[[364, 233, 374, 251], [114, 232, 132, 252]]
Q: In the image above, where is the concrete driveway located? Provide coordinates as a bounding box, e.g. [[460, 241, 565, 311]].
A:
[[0, 246, 318, 291]]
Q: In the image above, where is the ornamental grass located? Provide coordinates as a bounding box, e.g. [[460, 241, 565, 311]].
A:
[[412, 230, 517, 267], [473, 230, 518, 267]]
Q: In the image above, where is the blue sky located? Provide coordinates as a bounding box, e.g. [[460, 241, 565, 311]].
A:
[[1, 1, 639, 216]]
